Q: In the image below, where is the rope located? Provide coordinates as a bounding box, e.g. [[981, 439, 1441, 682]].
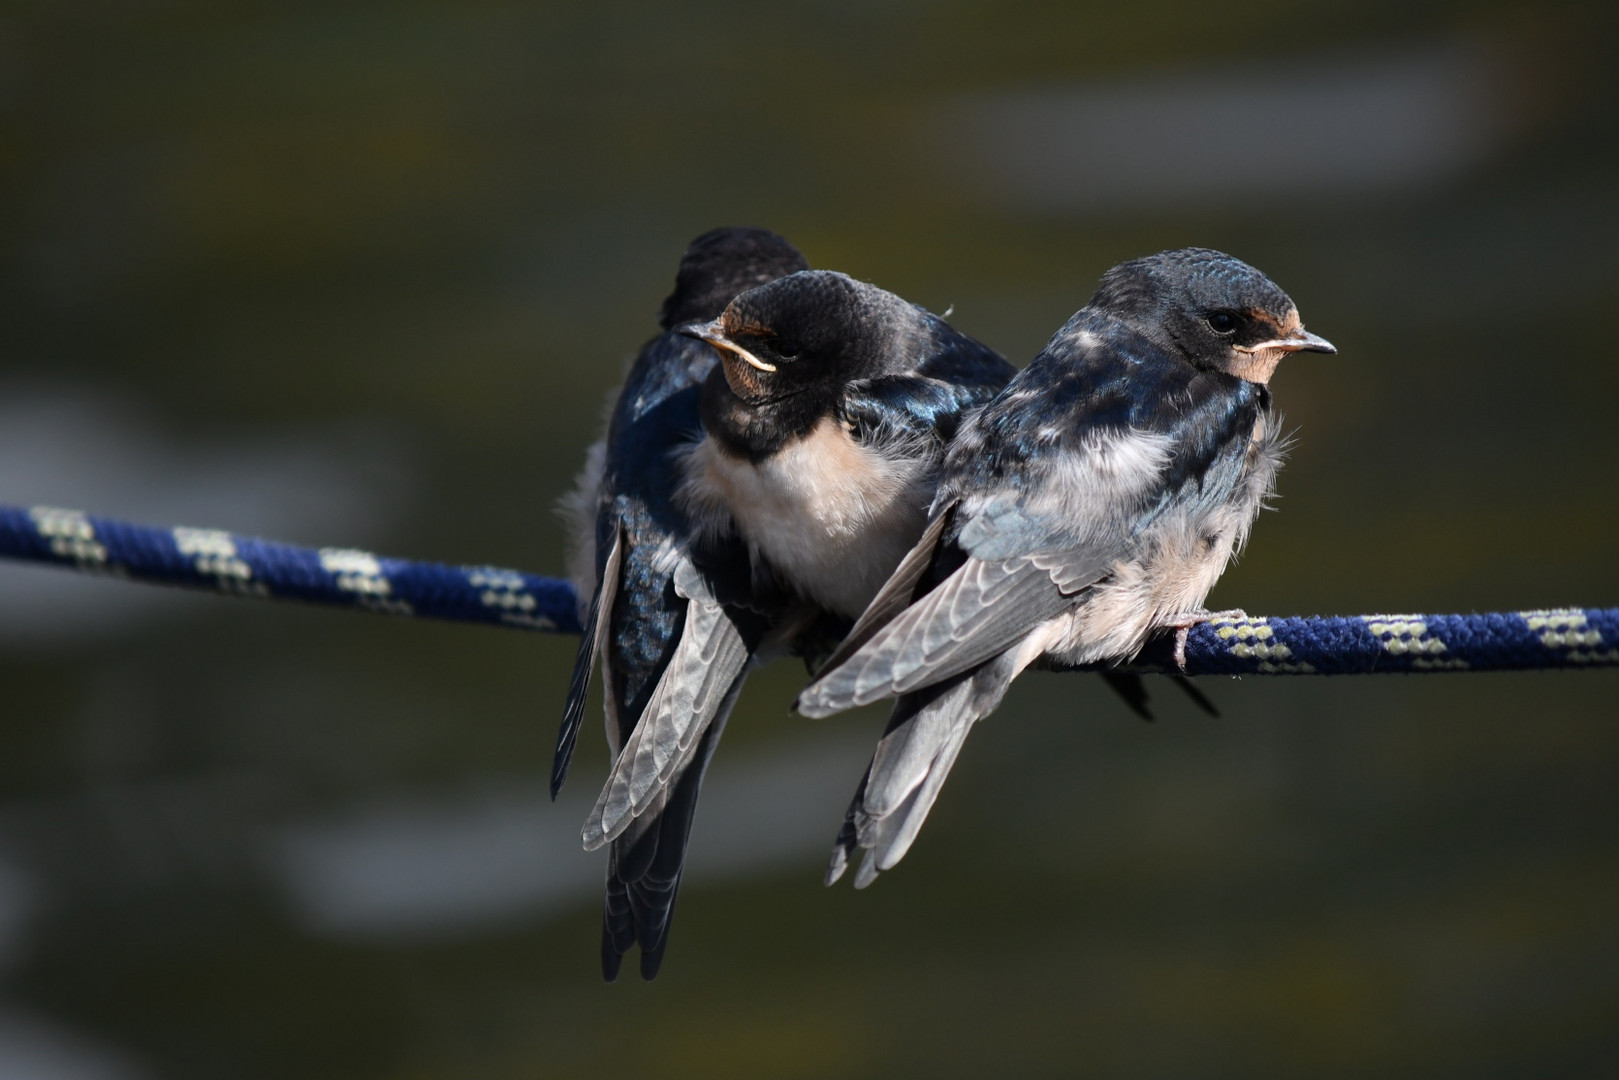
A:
[[2, 503, 1614, 677], [0, 503, 581, 635]]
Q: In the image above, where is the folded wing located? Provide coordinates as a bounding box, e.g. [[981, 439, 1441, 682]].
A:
[[552, 521, 624, 798], [583, 557, 753, 849]]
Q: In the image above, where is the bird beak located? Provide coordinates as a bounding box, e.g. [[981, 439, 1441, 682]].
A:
[[680, 317, 778, 372], [1238, 328, 1337, 355], [1284, 328, 1336, 354]]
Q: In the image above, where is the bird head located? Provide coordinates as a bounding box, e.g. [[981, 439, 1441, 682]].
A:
[[1089, 247, 1335, 383], [682, 271, 920, 404], [657, 226, 810, 331]]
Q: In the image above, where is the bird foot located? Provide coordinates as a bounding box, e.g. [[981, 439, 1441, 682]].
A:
[[1162, 608, 1248, 672]]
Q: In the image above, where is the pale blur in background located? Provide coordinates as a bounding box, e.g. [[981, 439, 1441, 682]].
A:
[[3, 2, 1618, 1077]]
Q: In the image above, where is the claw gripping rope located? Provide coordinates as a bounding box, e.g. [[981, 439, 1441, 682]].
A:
[[3, 503, 1615, 677]]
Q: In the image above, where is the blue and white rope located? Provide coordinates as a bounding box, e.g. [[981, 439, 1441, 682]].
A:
[[0, 503, 581, 635], [2, 503, 1614, 677], [1108, 609, 1619, 676]]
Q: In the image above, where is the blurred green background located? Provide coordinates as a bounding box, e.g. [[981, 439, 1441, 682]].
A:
[[3, 1, 1619, 1076]]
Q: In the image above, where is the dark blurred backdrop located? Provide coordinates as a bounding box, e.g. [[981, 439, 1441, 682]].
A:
[[3, 2, 1618, 1077]]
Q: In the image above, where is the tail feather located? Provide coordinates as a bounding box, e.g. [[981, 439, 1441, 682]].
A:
[[828, 652, 1015, 887], [824, 811, 858, 887], [860, 675, 972, 818], [600, 870, 634, 983], [599, 678, 740, 981], [867, 710, 974, 878]]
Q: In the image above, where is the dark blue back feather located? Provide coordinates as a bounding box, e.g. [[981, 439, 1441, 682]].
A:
[[940, 312, 1262, 559]]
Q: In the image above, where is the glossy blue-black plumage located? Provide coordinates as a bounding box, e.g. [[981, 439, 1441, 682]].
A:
[[942, 310, 1267, 560], [839, 340, 1018, 450], [597, 336, 724, 727], [695, 275, 1015, 467], [558, 227, 808, 982], [555, 312, 749, 799], [688, 271, 1017, 633]]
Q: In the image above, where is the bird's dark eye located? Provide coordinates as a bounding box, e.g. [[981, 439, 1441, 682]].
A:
[[1207, 312, 1238, 334]]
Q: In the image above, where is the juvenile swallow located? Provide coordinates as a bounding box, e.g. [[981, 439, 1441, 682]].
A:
[[795, 247, 1335, 887], [559, 226, 809, 981], [577, 273, 1017, 940], [672, 270, 1019, 622]]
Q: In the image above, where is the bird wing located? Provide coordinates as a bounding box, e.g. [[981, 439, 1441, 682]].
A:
[[796, 546, 1102, 716], [839, 368, 1010, 451], [810, 334, 1267, 883], [582, 556, 753, 850], [552, 519, 624, 797], [801, 344, 1266, 717]]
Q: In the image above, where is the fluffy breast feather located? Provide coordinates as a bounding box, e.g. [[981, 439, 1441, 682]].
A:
[[954, 426, 1175, 557], [1049, 409, 1285, 665], [677, 418, 935, 618]]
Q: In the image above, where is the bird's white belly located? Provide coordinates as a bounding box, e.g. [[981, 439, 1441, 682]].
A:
[[678, 419, 933, 618], [1048, 412, 1284, 665]]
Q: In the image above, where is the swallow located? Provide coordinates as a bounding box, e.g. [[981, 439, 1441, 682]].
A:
[[574, 271, 1018, 964], [558, 226, 809, 981], [671, 270, 1019, 622], [795, 247, 1335, 887]]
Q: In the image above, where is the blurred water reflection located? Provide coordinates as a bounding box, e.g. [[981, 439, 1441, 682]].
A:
[[2, 2, 1618, 1077]]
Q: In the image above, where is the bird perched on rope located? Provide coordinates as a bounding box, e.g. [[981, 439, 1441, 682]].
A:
[[671, 270, 1018, 621], [577, 270, 1018, 948], [558, 226, 809, 981], [796, 247, 1336, 888]]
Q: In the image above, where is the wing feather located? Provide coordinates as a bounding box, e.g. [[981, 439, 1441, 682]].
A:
[[582, 559, 752, 849], [799, 551, 1098, 716], [552, 521, 624, 798], [828, 651, 1019, 887]]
